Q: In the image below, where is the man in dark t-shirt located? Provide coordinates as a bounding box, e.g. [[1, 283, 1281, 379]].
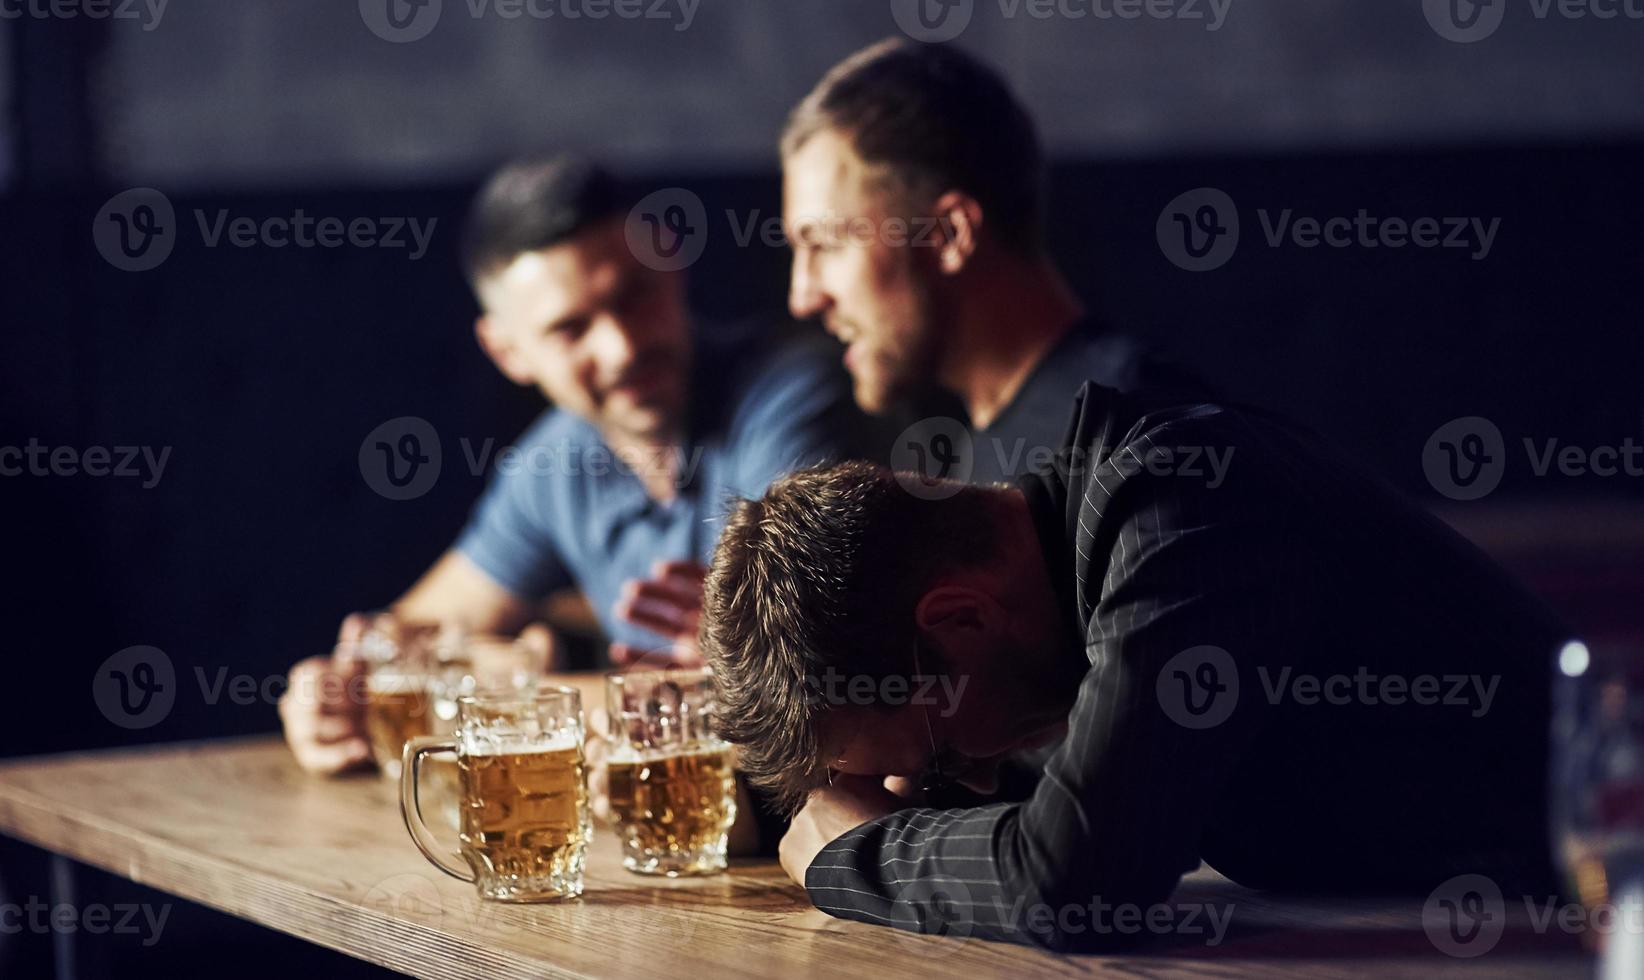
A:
[[780, 40, 1205, 486]]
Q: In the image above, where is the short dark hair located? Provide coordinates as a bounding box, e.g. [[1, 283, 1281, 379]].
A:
[[781, 38, 1045, 255], [700, 461, 1003, 814], [458, 155, 625, 287]]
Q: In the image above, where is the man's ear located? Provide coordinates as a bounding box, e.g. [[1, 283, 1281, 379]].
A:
[[474, 315, 534, 387], [930, 191, 984, 276], [913, 585, 996, 644]]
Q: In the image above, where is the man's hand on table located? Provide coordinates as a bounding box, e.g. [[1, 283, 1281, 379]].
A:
[[278, 613, 378, 775], [779, 774, 906, 885], [610, 560, 707, 668]]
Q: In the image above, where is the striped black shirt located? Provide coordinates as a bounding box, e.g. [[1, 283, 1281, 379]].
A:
[[806, 382, 1564, 951]]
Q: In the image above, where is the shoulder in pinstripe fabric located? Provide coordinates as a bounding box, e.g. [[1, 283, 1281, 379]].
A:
[[701, 380, 1567, 952]]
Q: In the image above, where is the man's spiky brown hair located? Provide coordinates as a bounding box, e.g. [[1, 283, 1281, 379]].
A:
[[700, 461, 1002, 813]]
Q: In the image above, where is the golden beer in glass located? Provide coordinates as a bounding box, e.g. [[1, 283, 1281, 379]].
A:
[[365, 671, 431, 780], [357, 616, 440, 780], [420, 631, 549, 827], [401, 683, 590, 902], [606, 668, 736, 876]]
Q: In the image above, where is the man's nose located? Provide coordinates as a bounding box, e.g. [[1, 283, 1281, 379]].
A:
[[585, 313, 639, 377], [789, 255, 828, 321]]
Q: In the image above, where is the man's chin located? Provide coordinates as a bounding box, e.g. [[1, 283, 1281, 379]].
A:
[[602, 399, 676, 443], [854, 370, 930, 419], [851, 375, 897, 417]]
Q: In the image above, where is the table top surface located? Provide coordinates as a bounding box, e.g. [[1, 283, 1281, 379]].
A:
[[0, 729, 1593, 979]]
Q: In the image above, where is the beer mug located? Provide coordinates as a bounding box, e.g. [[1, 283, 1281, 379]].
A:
[[606, 667, 737, 876], [400, 684, 591, 902], [428, 631, 551, 731], [357, 615, 440, 780], [420, 632, 550, 828]]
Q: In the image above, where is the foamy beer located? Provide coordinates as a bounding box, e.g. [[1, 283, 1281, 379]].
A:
[[365, 670, 432, 780], [606, 667, 736, 876], [357, 615, 440, 780], [419, 632, 549, 829], [400, 683, 590, 902]]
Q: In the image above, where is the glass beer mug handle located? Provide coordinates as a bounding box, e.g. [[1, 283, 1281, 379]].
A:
[[399, 736, 473, 883]]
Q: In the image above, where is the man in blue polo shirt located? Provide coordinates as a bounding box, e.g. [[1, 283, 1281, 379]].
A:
[[280, 156, 865, 774]]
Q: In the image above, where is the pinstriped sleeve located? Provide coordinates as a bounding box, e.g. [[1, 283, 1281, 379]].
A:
[[804, 415, 1305, 951]]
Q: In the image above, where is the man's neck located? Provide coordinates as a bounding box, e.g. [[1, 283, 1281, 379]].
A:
[[938, 255, 1084, 430], [993, 488, 1088, 715], [603, 426, 683, 503]]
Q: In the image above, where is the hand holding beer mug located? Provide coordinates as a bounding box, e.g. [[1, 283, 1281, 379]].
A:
[[280, 611, 435, 776], [401, 683, 591, 902], [606, 668, 737, 876]]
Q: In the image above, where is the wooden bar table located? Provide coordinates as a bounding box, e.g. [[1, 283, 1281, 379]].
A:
[[0, 730, 1592, 978]]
